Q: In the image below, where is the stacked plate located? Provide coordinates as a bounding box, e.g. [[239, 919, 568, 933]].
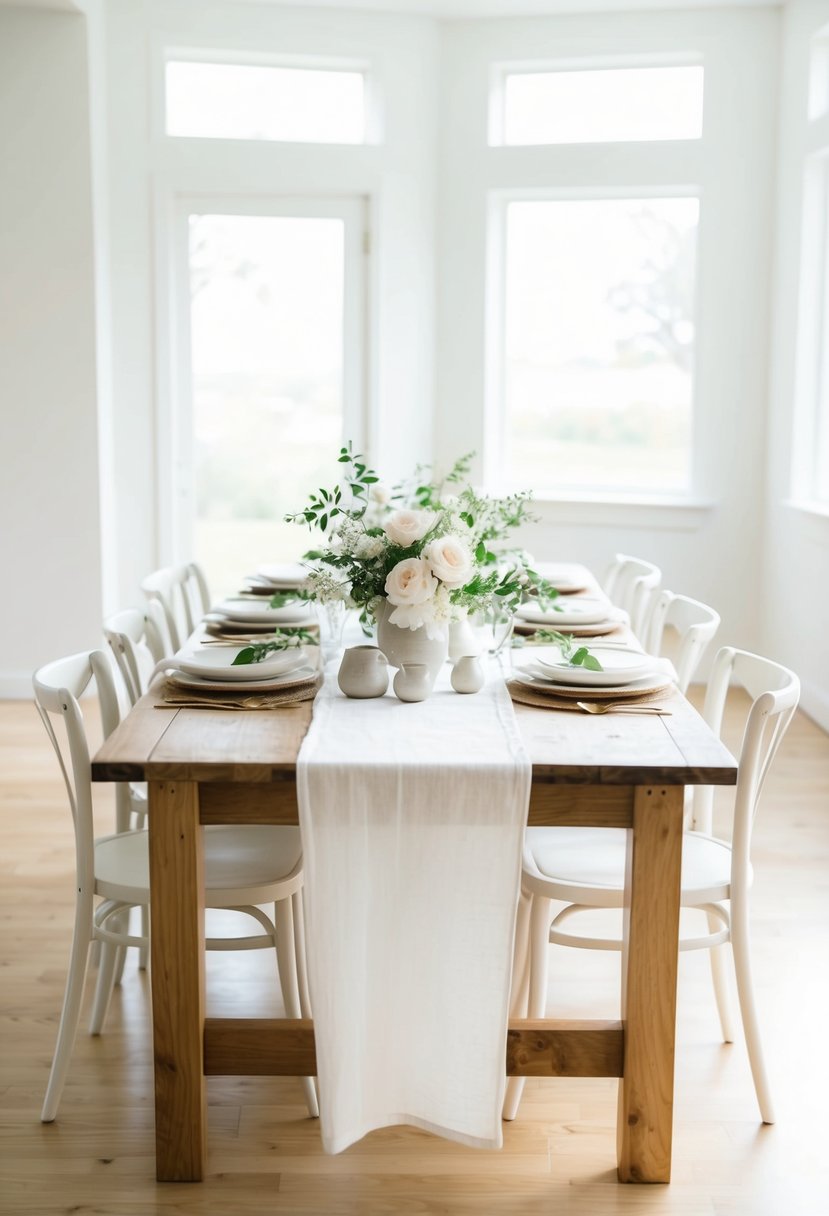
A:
[[242, 563, 309, 596], [532, 563, 590, 596], [511, 644, 674, 701], [205, 596, 317, 637], [164, 646, 318, 694], [514, 596, 626, 639]]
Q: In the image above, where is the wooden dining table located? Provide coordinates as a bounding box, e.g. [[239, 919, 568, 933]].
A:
[[91, 645, 737, 1186]]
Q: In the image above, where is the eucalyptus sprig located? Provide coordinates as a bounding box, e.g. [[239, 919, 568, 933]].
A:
[[513, 628, 603, 671], [231, 628, 318, 667], [268, 590, 311, 609], [284, 441, 380, 532]]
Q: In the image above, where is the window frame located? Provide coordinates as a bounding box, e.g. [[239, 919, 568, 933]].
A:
[[484, 183, 702, 498], [489, 55, 706, 148], [160, 46, 381, 146], [159, 193, 368, 566]]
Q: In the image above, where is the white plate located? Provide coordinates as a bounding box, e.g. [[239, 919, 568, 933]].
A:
[[514, 646, 656, 688], [215, 599, 315, 625], [255, 562, 308, 586], [165, 665, 317, 694], [516, 597, 610, 627], [511, 668, 671, 696], [176, 647, 307, 682]]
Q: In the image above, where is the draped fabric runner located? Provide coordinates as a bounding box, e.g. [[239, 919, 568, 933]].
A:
[[297, 660, 531, 1154]]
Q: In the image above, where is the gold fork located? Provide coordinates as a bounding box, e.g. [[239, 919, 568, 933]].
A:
[[575, 701, 671, 715]]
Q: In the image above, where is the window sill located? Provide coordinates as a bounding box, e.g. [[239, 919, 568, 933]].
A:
[[529, 494, 715, 532], [782, 499, 829, 545], [784, 498, 829, 521]]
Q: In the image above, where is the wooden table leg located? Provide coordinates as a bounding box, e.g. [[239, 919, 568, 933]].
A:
[[148, 780, 206, 1182], [617, 784, 684, 1183]]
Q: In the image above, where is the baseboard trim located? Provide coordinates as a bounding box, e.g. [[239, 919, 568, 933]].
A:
[[800, 680, 829, 735], [0, 673, 33, 700]]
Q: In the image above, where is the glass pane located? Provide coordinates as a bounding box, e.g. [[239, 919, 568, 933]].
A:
[[501, 66, 704, 145], [167, 61, 365, 144], [503, 197, 699, 493], [188, 213, 346, 594], [808, 25, 829, 121]]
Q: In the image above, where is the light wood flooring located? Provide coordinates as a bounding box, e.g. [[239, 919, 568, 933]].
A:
[[1, 692, 827, 1216]]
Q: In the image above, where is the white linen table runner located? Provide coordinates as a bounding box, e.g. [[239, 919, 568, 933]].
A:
[[297, 660, 531, 1153]]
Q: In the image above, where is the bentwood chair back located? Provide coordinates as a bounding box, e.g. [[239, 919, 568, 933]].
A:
[[140, 562, 210, 652], [509, 647, 799, 1125], [33, 650, 318, 1124], [645, 590, 721, 694], [103, 604, 166, 705], [602, 553, 661, 639]]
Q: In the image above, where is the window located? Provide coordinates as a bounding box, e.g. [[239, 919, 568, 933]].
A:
[[808, 24, 829, 121], [497, 195, 699, 494], [177, 202, 365, 593], [165, 60, 366, 144], [794, 155, 829, 503], [494, 64, 704, 146]]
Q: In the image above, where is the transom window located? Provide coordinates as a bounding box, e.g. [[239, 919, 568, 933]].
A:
[[165, 59, 367, 144], [493, 64, 704, 146]]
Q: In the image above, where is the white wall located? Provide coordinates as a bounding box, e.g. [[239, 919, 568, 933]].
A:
[[437, 7, 781, 657], [0, 6, 102, 696], [764, 0, 829, 730]]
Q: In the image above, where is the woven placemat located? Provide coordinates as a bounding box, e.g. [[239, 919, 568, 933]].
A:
[[514, 620, 626, 639], [507, 678, 676, 710], [156, 674, 322, 711]]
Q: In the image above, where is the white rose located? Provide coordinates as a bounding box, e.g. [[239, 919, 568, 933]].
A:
[[370, 482, 391, 506], [383, 509, 435, 548], [426, 535, 474, 589], [385, 557, 437, 607]]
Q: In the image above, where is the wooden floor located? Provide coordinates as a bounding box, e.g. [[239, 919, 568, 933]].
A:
[[1, 692, 828, 1216]]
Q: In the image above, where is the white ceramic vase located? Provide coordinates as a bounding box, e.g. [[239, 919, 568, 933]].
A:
[[375, 599, 448, 685]]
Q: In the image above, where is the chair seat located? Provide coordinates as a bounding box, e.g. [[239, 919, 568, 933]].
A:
[[95, 825, 303, 906], [525, 827, 743, 906]]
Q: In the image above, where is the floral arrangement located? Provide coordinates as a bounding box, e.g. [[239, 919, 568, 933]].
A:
[[285, 443, 557, 637]]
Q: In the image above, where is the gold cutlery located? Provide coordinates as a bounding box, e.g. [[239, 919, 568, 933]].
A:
[[575, 701, 671, 715]]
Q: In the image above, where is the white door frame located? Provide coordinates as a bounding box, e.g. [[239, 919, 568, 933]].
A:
[[157, 192, 368, 565]]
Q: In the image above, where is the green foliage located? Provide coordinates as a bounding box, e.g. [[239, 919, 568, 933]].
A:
[[231, 628, 318, 666], [513, 628, 603, 671]]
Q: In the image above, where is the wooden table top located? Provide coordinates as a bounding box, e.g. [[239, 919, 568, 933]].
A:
[[91, 681, 737, 788]]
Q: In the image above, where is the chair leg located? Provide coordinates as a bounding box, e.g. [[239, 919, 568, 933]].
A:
[[291, 891, 313, 1019], [731, 900, 775, 1123], [503, 894, 552, 1122], [707, 910, 735, 1043], [274, 899, 319, 1119], [89, 940, 119, 1035], [503, 889, 532, 1121], [41, 897, 93, 1122], [138, 905, 149, 971]]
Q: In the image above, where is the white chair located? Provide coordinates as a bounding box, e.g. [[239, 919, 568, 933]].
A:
[[103, 603, 167, 707], [140, 562, 211, 652], [602, 553, 661, 640], [508, 647, 799, 1124], [644, 590, 721, 695], [34, 650, 318, 1123]]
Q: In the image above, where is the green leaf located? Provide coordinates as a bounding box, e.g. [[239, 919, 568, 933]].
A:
[[231, 646, 255, 666], [571, 647, 589, 667], [583, 655, 604, 672]]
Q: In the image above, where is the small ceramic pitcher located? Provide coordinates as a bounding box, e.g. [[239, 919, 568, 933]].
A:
[[337, 646, 389, 698], [392, 662, 432, 703], [451, 655, 486, 694]]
